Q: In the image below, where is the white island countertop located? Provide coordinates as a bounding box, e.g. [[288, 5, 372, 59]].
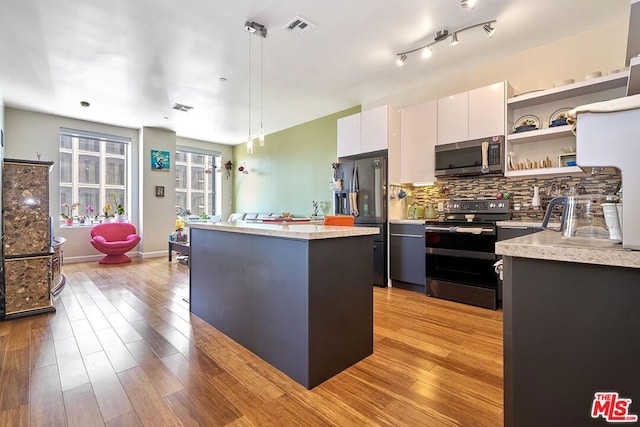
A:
[[189, 221, 379, 240], [496, 230, 640, 269]]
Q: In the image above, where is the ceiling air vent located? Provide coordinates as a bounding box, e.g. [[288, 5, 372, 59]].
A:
[[171, 103, 193, 112], [283, 16, 317, 36]]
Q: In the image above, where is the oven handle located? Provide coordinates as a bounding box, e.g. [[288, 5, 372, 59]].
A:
[[425, 226, 457, 232], [425, 226, 495, 235], [425, 247, 496, 260]]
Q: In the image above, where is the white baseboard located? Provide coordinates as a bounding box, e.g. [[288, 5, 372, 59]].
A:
[[64, 251, 145, 264], [140, 251, 168, 259]]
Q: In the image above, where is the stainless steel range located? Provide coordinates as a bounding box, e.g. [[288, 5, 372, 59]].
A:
[[425, 199, 510, 310]]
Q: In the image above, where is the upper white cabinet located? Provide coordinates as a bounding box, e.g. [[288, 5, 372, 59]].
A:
[[361, 105, 390, 153], [400, 101, 437, 184], [437, 81, 511, 145], [505, 71, 628, 177], [337, 112, 361, 158], [469, 83, 509, 139], [437, 92, 468, 145], [337, 104, 399, 158]]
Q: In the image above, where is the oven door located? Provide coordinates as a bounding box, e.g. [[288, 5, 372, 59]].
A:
[[425, 224, 498, 309]]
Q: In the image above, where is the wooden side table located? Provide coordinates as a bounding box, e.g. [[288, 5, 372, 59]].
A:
[[168, 241, 190, 262]]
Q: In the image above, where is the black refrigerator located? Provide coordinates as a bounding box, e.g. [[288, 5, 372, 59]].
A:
[[334, 155, 387, 287]]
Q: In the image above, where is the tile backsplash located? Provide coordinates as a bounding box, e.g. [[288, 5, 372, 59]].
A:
[[404, 171, 621, 221]]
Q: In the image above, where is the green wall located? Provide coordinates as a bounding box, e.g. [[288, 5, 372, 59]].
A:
[[232, 106, 361, 217]]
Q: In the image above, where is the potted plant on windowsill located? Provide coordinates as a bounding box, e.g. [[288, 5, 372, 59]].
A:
[[112, 193, 126, 222], [102, 203, 114, 223], [61, 202, 81, 226]]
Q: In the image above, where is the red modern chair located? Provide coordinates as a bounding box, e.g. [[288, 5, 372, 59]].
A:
[[323, 215, 355, 226], [90, 222, 141, 264]]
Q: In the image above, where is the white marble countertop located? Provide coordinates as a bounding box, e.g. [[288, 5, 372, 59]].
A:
[[496, 230, 640, 269], [189, 221, 380, 240]]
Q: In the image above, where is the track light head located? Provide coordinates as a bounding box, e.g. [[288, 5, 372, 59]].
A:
[[483, 22, 496, 37], [434, 29, 449, 42], [396, 54, 407, 66], [460, 0, 477, 8], [421, 46, 433, 59], [451, 32, 460, 46]]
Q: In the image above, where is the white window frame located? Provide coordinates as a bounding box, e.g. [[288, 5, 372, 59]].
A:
[[59, 128, 130, 223], [175, 147, 220, 217]]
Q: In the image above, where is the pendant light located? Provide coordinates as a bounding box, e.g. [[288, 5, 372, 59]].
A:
[[244, 21, 268, 153], [247, 29, 253, 154], [259, 35, 265, 146]]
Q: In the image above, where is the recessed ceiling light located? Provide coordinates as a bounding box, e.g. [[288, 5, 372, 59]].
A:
[[219, 77, 227, 82], [80, 101, 90, 107]]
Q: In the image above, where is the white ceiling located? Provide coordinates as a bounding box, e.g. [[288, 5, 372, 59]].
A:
[[0, 0, 630, 145]]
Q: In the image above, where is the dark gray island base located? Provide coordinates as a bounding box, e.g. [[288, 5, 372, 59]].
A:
[[497, 232, 640, 426], [189, 222, 377, 389]]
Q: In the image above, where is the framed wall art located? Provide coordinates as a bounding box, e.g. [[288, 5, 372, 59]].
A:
[[151, 149, 170, 171], [155, 186, 165, 197]]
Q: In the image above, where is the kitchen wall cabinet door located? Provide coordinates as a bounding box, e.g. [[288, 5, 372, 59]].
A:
[[361, 105, 389, 153], [400, 100, 437, 184], [337, 112, 361, 158], [437, 92, 468, 145], [469, 82, 507, 140]]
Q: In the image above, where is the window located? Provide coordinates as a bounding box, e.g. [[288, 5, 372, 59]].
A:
[[175, 148, 220, 217], [59, 128, 130, 222]]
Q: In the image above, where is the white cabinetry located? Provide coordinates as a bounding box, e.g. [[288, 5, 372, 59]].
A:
[[437, 82, 510, 145], [361, 105, 390, 153], [469, 83, 509, 139], [437, 92, 468, 145], [506, 72, 628, 177], [337, 105, 398, 158], [337, 112, 361, 158], [400, 101, 437, 184]]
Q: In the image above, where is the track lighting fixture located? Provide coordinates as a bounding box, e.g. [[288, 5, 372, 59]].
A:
[[460, 0, 478, 8], [395, 20, 496, 66]]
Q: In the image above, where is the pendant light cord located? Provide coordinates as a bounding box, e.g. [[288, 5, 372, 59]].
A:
[[247, 31, 253, 154]]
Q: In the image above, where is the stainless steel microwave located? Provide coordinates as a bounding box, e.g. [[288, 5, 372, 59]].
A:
[[435, 136, 504, 177]]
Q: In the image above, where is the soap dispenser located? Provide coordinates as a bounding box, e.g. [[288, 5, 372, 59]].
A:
[[532, 186, 541, 208]]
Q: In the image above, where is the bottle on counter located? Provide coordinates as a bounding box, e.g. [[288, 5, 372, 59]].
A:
[[532, 186, 541, 208]]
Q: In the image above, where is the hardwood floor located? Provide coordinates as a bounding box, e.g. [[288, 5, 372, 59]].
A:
[[0, 258, 503, 426]]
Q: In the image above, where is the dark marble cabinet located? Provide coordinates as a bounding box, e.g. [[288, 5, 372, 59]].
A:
[[2, 159, 56, 318]]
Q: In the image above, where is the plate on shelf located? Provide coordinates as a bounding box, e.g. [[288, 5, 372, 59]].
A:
[[514, 114, 540, 133], [549, 107, 572, 127]]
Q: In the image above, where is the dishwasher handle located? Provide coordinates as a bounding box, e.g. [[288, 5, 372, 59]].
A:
[[390, 233, 424, 238]]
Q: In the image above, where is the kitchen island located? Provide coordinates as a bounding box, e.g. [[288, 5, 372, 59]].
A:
[[188, 221, 379, 389], [496, 231, 640, 426]]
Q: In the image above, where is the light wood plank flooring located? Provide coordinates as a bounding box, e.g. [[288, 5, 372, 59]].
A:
[[0, 258, 503, 426]]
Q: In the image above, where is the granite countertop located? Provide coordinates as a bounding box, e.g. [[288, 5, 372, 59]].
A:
[[390, 219, 427, 225], [496, 230, 640, 269], [189, 221, 379, 240], [497, 220, 560, 230]]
